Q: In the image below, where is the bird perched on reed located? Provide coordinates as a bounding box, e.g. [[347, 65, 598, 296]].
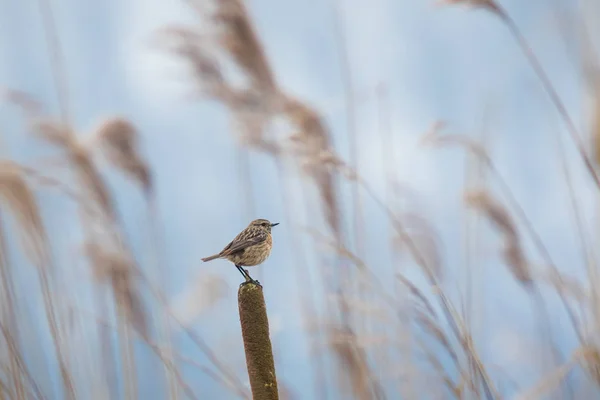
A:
[[201, 219, 279, 286]]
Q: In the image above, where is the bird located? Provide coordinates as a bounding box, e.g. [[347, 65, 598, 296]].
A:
[[201, 219, 279, 286]]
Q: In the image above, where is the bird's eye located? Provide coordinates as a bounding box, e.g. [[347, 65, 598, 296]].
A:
[[263, 222, 269, 226]]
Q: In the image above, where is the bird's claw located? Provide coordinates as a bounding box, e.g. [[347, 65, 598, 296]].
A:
[[240, 279, 262, 288]]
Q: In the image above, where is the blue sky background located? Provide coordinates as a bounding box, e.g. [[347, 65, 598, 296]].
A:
[[2, 0, 600, 398]]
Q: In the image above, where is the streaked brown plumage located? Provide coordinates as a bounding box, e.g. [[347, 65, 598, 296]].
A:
[[201, 219, 279, 285]]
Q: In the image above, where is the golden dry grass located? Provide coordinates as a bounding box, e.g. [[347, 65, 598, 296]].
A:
[[2, 0, 600, 399]]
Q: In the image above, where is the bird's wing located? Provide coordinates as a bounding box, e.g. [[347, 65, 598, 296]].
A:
[[220, 231, 267, 256]]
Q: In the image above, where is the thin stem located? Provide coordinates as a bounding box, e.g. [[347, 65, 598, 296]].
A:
[[146, 196, 180, 400], [358, 178, 499, 400], [330, 0, 365, 261], [496, 8, 600, 190], [134, 270, 251, 398], [0, 216, 27, 399], [35, 0, 71, 126]]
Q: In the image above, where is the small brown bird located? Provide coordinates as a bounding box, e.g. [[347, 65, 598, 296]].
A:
[[201, 219, 279, 286]]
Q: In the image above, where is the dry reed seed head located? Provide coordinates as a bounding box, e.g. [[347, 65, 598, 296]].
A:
[[85, 242, 148, 336], [419, 121, 492, 164], [3, 88, 44, 117], [85, 242, 132, 281], [580, 347, 600, 383], [414, 312, 459, 368], [329, 332, 390, 348], [464, 191, 516, 236], [238, 131, 280, 155], [419, 355, 460, 400], [70, 144, 115, 220], [162, 24, 280, 150], [229, 91, 276, 148], [0, 161, 48, 266], [223, 89, 288, 157], [394, 212, 443, 278], [297, 149, 358, 181], [419, 120, 447, 144], [414, 308, 449, 347], [282, 97, 329, 143], [397, 275, 438, 318], [114, 275, 148, 337], [465, 190, 533, 285], [212, 0, 277, 93], [161, 27, 229, 98], [411, 232, 442, 279], [283, 99, 332, 170], [30, 118, 116, 218], [94, 117, 136, 150], [30, 118, 72, 148], [542, 269, 588, 302], [94, 117, 153, 193], [502, 242, 532, 284], [421, 130, 490, 163], [283, 98, 340, 235], [329, 328, 382, 399]]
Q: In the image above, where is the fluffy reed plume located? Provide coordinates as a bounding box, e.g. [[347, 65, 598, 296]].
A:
[[159, 26, 279, 155], [0, 161, 48, 266], [212, 0, 277, 93], [519, 349, 587, 400], [580, 345, 600, 386], [392, 211, 443, 279], [29, 118, 148, 336], [161, 1, 340, 237], [85, 243, 148, 337], [313, 227, 451, 399], [94, 116, 180, 397], [93, 117, 152, 194], [0, 225, 27, 399], [0, 161, 75, 399], [209, 0, 281, 150], [327, 325, 385, 400], [396, 274, 438, 318], [284, 97, 340, 235], [421, 121, 490, 165], [396, 274, 464, 393], [162, 0, 278, 130], [465, 190, 532, 285], [158, 26, 225, 95], [2, 89, 44, 118], [31, 119, 114, 219], [397, 278, 447, 350], [540, 268, 588, 304]]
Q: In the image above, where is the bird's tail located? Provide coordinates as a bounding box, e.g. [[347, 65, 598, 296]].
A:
[[201, 254, 221, 262]]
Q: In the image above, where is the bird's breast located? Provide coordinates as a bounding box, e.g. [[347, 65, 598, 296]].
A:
[[229, 238, 272, 266]]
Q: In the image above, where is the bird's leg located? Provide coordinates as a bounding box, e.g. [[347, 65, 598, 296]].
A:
[[235, 264, 250, 280], [244, 270, 261, 287], [236, 265, 261, 287]]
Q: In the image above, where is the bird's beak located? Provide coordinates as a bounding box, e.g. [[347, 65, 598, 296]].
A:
[[271, 222, 280, 227]]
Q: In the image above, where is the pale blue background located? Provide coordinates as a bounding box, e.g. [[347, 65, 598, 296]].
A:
[[1, 0, 598, 398]]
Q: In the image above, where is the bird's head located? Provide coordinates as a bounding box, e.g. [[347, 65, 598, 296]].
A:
[[249, 218, 279, 232]]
